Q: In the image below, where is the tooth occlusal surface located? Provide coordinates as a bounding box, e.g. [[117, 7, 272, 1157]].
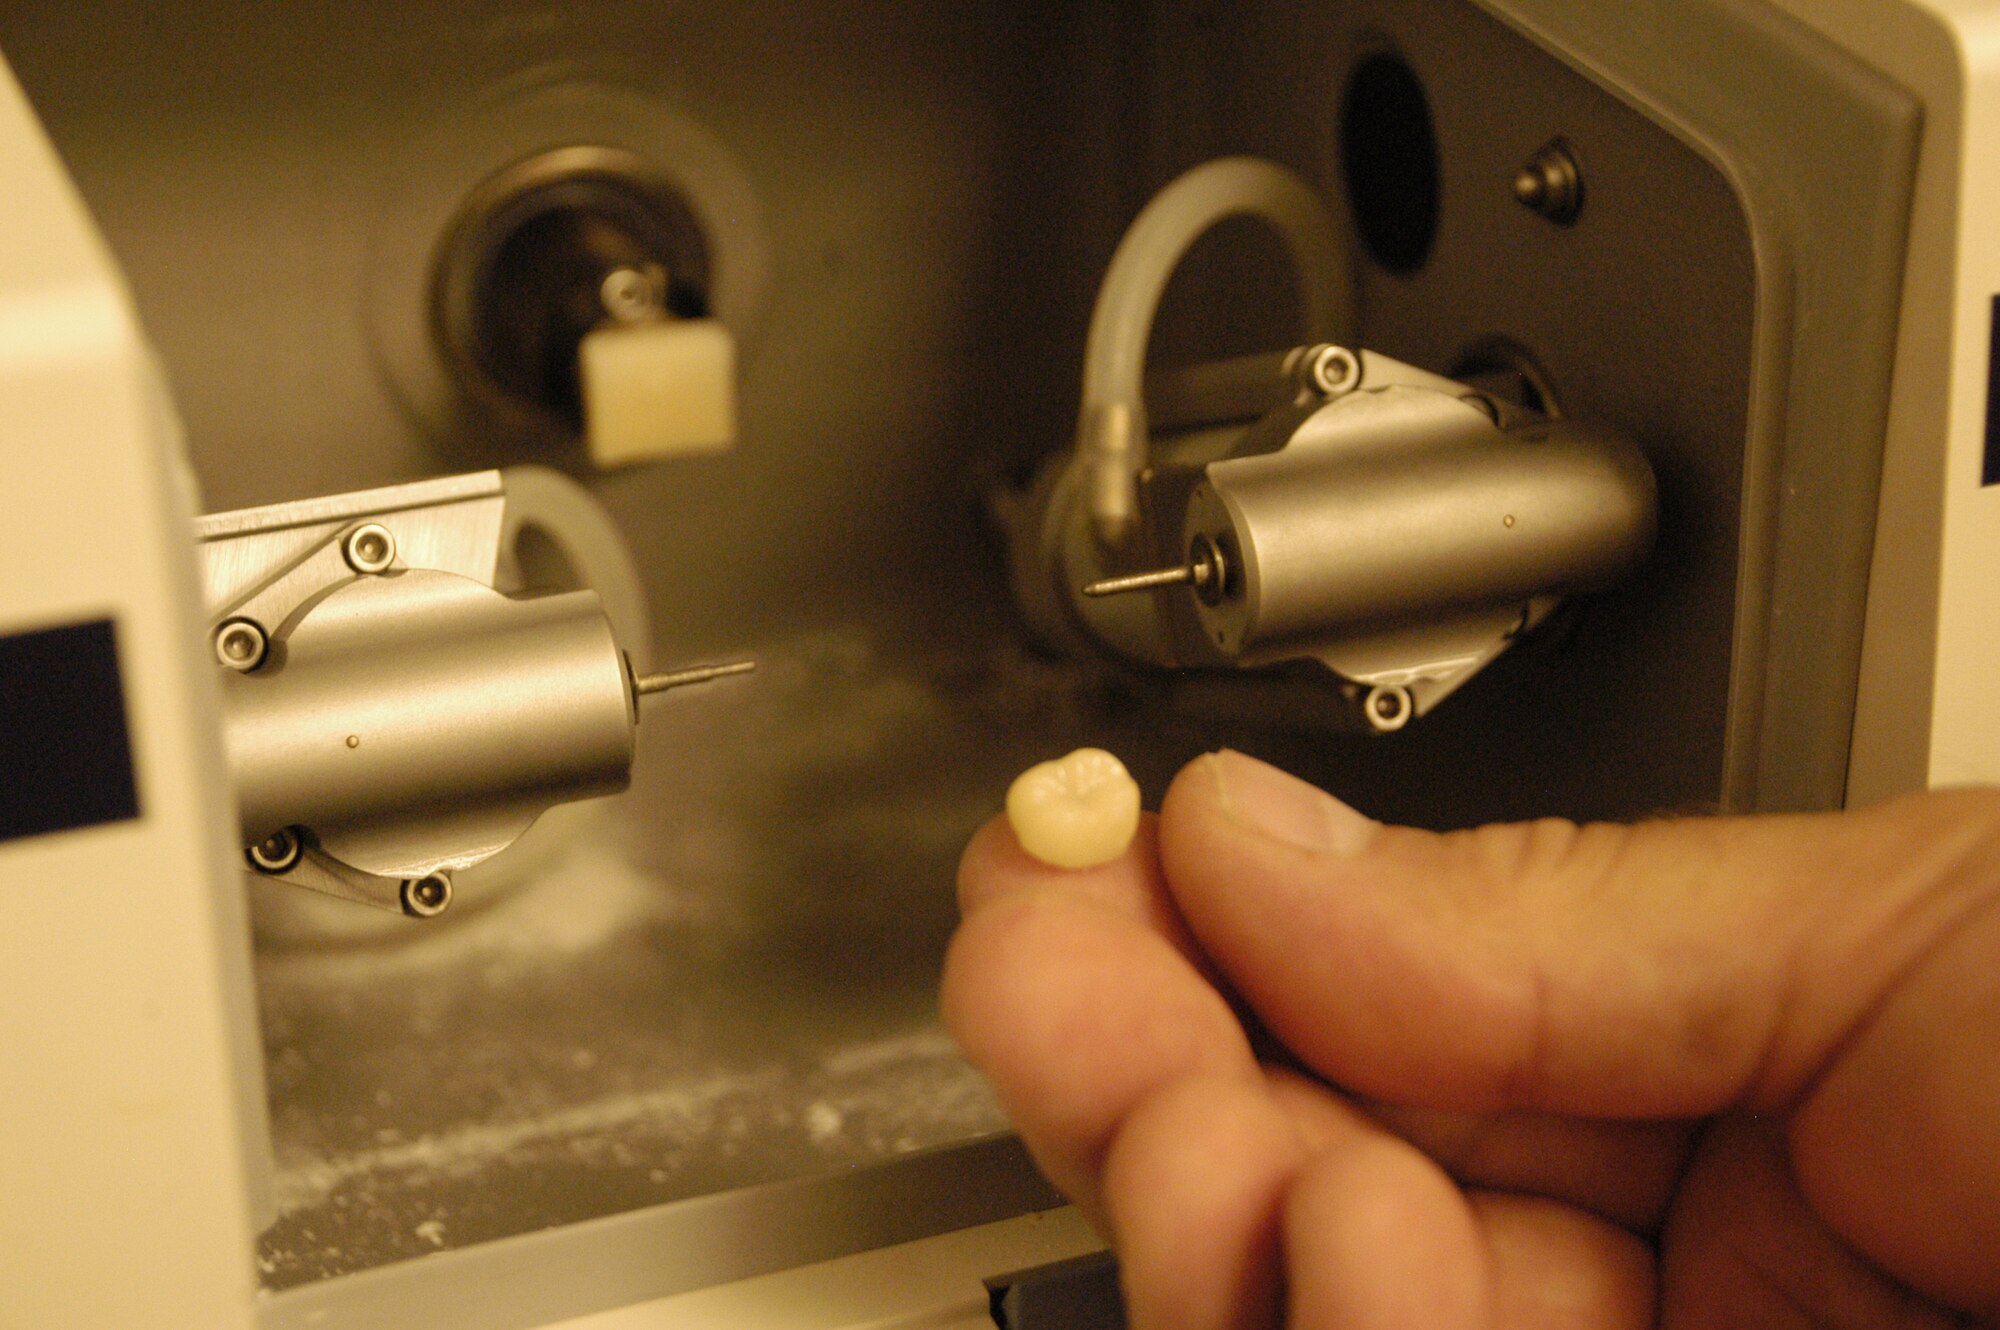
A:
[[1005, 748, 1142, 870]]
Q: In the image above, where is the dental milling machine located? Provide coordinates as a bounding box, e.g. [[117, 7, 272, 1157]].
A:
[[7, 0, 2000, 1327]]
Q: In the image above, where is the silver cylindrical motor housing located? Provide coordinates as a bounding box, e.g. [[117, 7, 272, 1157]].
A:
[[223, 569, 635, 876], [1185, 386, 1657, 661]]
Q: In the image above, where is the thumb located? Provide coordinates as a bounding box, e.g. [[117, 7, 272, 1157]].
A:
[[1157, 750, 2000, 1123]]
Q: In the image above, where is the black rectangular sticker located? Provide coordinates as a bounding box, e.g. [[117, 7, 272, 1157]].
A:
[[1985, 295, 2000, 485], [0, 618, 141, 843]]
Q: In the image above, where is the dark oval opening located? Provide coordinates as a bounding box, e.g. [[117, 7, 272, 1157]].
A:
[[1339, 51, 1442, 276]]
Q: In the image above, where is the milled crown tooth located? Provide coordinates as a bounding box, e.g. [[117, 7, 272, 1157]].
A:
[[1005, 747, 1142, 870]]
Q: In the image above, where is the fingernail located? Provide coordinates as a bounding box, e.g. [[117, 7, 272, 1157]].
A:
[[1205, 750, 1375, 855]]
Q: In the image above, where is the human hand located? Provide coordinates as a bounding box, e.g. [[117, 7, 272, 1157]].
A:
[[943, 750, 2000, 1328]]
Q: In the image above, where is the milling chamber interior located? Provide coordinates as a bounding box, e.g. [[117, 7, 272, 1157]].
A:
[[0, 0, 1812, 1303]]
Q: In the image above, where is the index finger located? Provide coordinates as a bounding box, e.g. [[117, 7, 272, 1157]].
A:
[[945, 813, 1257, 1207]]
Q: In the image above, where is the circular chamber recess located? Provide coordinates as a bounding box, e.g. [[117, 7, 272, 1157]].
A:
[[362, 77, 769, 461], [1339, 49, 1442, 276], [433, 145, 717, 436]]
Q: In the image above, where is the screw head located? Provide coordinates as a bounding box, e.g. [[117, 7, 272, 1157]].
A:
[[1514, 139, 1583, 226], [1364, 685, 1414, 733], [402, 872, 453, 918], [343, 523, 397, 575], [213, 618, 269, 672], [246, 826, 304, 874], [1307, 344, 1363, 397]]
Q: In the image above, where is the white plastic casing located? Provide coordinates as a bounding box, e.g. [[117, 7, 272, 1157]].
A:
[[0, 54, 266, 1330], [1762, 0, 2000, 801]]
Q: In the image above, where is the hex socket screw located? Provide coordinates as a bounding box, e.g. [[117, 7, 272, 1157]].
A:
[[401, 872, 453, 918], [1286, 343, 1363, 399], [1364, 684, 1414, 733], [213, 618, 270, 673], [246, 826, 304, 874], [1308, 345, 1363, 397], [343, 523, 398, 575]]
